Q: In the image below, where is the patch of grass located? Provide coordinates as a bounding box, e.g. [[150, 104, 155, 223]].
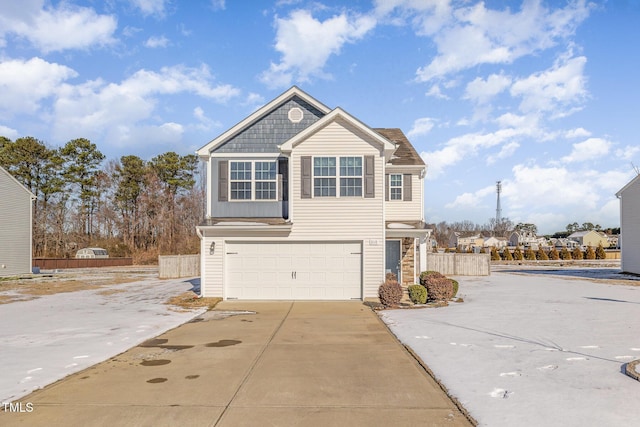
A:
[[165, 292, 221, 310]]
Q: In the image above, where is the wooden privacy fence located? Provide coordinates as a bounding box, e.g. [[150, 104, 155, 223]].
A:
[[33, 258, 133, 269], [158, 254, 200, 279], [426, 253, 491, 276]]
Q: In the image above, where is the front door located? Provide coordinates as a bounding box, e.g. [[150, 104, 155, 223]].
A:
[[385, 240, 401, 282]]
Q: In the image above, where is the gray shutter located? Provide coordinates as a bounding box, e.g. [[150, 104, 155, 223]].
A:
[[385, 174, 389, 201], [301, 156, 312, 199], [364, 155, 375, 198], [218, 160, 228, 202], [278, 158, 288, 202], [277, 174, 283, 201], [403, 174, 412, 201]]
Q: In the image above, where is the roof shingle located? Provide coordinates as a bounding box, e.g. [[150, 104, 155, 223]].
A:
[[374, 128, 425, 166]]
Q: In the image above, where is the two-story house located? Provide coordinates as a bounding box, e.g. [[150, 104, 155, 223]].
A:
[[567, 230, 609, 249], [195, 87, 430, 300]]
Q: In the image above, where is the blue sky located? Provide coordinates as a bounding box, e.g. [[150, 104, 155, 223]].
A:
[[1, 0, 639, 234]]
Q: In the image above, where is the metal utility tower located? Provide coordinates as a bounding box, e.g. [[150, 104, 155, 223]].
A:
[[496, 181, 502, 223]]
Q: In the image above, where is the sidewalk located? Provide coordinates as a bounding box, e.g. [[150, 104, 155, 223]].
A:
[[1, 301, 473, 426]]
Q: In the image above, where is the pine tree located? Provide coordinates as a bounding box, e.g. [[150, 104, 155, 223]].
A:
[[548, 247, 560, 260], [525, 247, 536, 260], [560, 247, 572, 260], [504, 248, 514, 261], [572, 247, 584, 260], [585, 246, 596, 259], [514, 246, 524, 260], [536, 247, 549, 260], [595, 243, 606, 260], [490, 246, 500, 260]]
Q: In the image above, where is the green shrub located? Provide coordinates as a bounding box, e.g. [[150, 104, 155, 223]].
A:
[[450, 279, 459, 297], [424, 277, 454, 302], [595, 243, 606, 260], [378, 280, 403, 307], [408, 284, 427, 304]]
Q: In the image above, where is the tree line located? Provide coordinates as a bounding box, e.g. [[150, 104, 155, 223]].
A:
[[0, 136, 203, 263]]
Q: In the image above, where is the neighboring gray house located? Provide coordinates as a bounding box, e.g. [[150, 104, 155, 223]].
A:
[[0, 166, 35, 276], [616, 174, 640, 274], [196, 86, 431, 300]]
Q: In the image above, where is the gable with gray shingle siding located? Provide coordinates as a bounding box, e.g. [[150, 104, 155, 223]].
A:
[[213, 96, 326, 153]]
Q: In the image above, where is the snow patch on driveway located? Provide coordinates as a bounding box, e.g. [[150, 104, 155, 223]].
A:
[[0, 275, 205, 403], [381, 269, 640, 427]]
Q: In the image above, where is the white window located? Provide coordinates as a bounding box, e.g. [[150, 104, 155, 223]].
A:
[[230, 161, 277, 200], [230, 161, 252, 200], [339, 157, 362, 196], [255, 161, 277, 200], [313, 157, 336, 197], [390, 174, 402, 200], [313, 156, 363, 197]]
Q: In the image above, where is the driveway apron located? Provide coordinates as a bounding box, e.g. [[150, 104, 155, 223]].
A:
[[1, 301, 472, 426]]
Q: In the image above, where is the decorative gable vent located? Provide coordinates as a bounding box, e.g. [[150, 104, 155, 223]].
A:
[[288, 107, 304, 123]]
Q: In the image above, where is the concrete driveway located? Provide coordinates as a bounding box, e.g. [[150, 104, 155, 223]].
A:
[[1, 301, 473, 426]]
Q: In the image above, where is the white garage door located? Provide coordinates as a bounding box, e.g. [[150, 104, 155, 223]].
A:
[[226, 242, 362, 300]]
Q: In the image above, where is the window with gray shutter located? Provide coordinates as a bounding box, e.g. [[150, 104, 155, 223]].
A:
[[364, 155, 375, 198], [218, 160, 228, 201], [403, 174, 412, 201], [301, 156, 312, 199]]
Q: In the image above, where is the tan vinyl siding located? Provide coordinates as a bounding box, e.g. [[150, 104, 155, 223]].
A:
[[201, 235, 224, 297], [385, 173, 423, 221], [0, 169, 33, 276], [620, 179, 640, 274], [289, 120, 385, 298]]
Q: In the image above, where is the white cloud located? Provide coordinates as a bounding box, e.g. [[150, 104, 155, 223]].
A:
[[408, 117, 436, 138], [129, 0, 168, 17], [422, 127, 533, 180], [464, 73, 512, 104], [486, 141, 520, 165], [192, 106, 220, 131], [261, 9, 376, 87], [511, 54, 588, 115], [561, 137, 611, 163], [494, 112, 539, 130], [616, 145, 640, 161], [415, 1, 591, 82], [374, 0, 452, 36], [210, 0, 226, 11], [144, 35, 169, 48], [505, 164, 600, 211], [565, 127, 591, 138], [0, 57, 77, 116], [446, 185, 494, 209], [51, 65, 240, 147], [0, 124, 19, 140], [0, 2, 117, 53], [425, 84, 449, 99]]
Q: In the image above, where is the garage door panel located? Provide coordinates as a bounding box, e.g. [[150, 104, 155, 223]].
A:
[[226, 242, 362, 300]]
